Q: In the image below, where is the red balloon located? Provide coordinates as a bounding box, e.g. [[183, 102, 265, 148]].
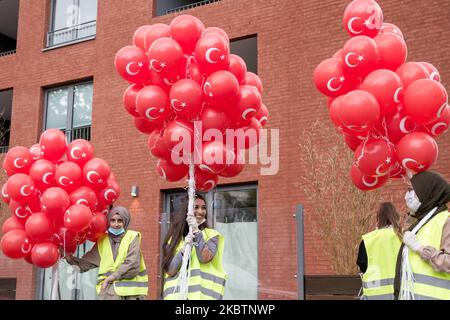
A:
[[254, 103, 269, 127], [397, 132, 438, 172], [148, 37, 184, 76], [421, 105, 450, 137], [69, 186, 97, 210], [2, 158, 14, 176], [156, 159, 188, 182], [55, 162, 82, 193], [187, 60, 204, 85], [29, 159, 56, 190], [40, 129, 67, 162], [64, 204, 93, 233], [344, 133, 364, 151], [31, 242, 59, 268], [373, 33, 407, 71], [354, 139, 395, 177], [1, 182, 10, 204], [4, 146, 33, 175], [200, 107, 230, 134], [395, 62, 429, 89], [332, 49, 343, 60], [1, 229, 33, 259], [336, 90, 380, 134], [6, 173, 35, 203], [342, 36, 379, 77], [219, 149, 245, 178], [194, 33, 230, 75], [380, 22, 404, 39], [134, 117, 164, 135], [381, 112, 417, 144], [244, 72, 263, 94], [228, 54, 247, 85], [41, 187, 70, 219], [144, 23, 171, 51], [163, 119, 195, 161], [25, 212, 53, 240], [420, 62, 440, 83], [170, 15, 205, 54], [97, 180, 120, 207], [122, 84, 142, 117], [360, 69, 403, 116], [195, 168, 219, 192], [2, 215, 24, 234], [343, 0, 383, 38], [227, 85, 262, 125], [82, 158, 111, 190], [403, 79, 448, 125], [149, 130, 172, 160], [88, 213, 108, 237], [200, 141, 234, 174], [29, 144, 42, 161], [9, 200, 33, 221], [313, 58, 359, 97], [66, 139, 94, 168], [135, 85, 170, 123], [170, 79, 203, 119], [114, 45, 149, 84], [203, 70, 240, 109], [350, 165, 389, 191], [389, 161, 406, 179], [133, 25, 151, 50], [231, 117, 262, 150], [202, 27, 229, 42]]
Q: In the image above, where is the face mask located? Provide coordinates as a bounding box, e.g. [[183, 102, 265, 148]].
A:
[[405, 190, 421, 214], [108, 227, 125, 236]]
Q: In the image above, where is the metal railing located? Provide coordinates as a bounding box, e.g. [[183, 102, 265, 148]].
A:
[[46, 20, 96, 48], [0, 145, 9, 154], [0, 49, 16, 58], [166, 0, 221, 14], [62, 125, 91, 142]]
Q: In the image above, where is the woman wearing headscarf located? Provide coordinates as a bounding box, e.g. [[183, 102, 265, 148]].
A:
[[357, 202, 402, 299], [161, 194, 227, 300], [394, 171, 450, 300], [63, 206, 148, 300]]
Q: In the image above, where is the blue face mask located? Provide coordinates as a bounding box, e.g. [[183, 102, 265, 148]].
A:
[[108, 227, 125, 236]]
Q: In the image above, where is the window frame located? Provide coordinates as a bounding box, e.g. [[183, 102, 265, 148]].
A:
[[43, 80, 93, 142]]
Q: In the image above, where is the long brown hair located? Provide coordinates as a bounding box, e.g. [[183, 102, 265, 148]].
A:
[[377, 202, 402, 238], [161, 194, 208, 274]]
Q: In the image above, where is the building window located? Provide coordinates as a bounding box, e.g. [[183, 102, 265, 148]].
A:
[[155, 0, 222, 16], [231, 35, 258, 74], [163, 184, 258, 300], [0, 0, 19, 56], [47, 0, 97, 48], [0, 278, 16, 300], [0, 89, 12, 154], [44, 81, 93, 142], [37, 242, 98, 300]]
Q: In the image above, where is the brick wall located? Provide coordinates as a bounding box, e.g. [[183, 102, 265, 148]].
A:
[[0, 0, 449, 300]]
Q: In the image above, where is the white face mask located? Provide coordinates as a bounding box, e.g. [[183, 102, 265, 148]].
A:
[[405, 190, 421, 214]]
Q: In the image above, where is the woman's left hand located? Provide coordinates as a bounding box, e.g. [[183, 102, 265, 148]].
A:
[[101, 275, 115, 292]]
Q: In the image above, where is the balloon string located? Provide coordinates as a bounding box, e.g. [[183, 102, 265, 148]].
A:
[[354, 134, 369, 168]]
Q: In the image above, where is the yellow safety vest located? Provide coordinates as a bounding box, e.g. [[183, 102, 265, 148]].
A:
[[361, 227, 401, 300], [407, 210, 450, 300], [163, 228, 227, 300], [96, 230, 148, 297]]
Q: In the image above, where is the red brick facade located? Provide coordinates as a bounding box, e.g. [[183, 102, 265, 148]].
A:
[[0, 0, 449, 300]]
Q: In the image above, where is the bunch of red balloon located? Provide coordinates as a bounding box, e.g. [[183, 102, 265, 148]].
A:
[[114, 15, 268, 191], [313, 0, 449, 191], [0, 129, 120, 268]]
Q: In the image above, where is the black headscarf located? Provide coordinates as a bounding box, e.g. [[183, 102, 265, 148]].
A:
[[393, 171, 450, 299]]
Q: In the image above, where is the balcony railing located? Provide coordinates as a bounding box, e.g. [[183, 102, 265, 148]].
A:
[[0, 50, 16, 58], [46, 20, 96, 48], [60, 125, 91, 143], [0, 145, 9, 154], [166, 0, 221, 14]]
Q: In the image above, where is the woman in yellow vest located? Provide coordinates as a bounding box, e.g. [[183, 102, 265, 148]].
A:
[[161, 194, 227, 300], [63, 206, 148, 300], [357, 202, 402, 300], [394, 171, 450, 300]]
